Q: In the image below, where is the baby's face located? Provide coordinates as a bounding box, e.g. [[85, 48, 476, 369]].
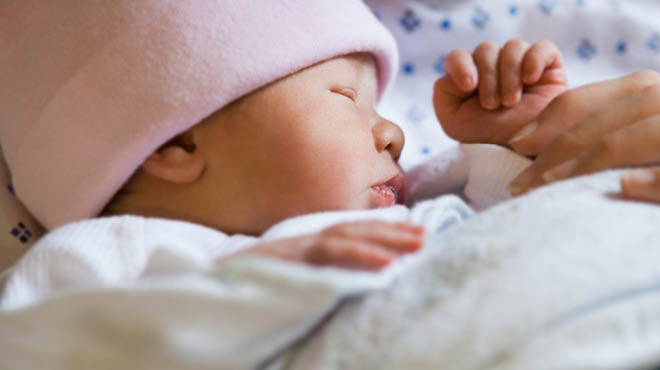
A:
[[193, 54, 405, 235]]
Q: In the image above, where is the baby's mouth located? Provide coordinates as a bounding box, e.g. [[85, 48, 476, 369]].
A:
[[370, 173, 405, 207]]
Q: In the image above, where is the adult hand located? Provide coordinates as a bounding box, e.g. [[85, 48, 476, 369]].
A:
[[506, 70, 660, 200]]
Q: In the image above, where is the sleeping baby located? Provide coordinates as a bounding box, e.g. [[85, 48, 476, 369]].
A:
[[7, 2, 660, 369], [0, 0, 568, 300]]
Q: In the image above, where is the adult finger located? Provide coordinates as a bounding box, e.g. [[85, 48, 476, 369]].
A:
[[509, 69, 660, 156], [621, 168, 660, 203], [541, 115, 660, 183], [444, 48, 479, 92], [509, 83, 660, 195], [473, 41, 501, 110], [499, 39, 529, 107], [521, 40, 564, 85]]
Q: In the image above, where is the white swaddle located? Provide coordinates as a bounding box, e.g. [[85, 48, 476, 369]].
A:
[[284, 170, 660, 370], [3, 1, 660, 369]]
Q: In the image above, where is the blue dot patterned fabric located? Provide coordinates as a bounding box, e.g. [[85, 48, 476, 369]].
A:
[[0, 147, 44, 273], [366, 0, 660, 169]]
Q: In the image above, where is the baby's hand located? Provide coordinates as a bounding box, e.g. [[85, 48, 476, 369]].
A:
[[433, 39, 568, 149], [231, 220, 425, 271]]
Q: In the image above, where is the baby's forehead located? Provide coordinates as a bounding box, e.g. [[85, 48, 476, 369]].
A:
[[318, 53, 378, 93], [339, 53, 377, 77]]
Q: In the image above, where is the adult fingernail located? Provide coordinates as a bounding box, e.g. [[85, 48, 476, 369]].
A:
[[622, 169, 655, 187], [508, 171, 533, 195], [543, 159, 578, 183], [508, 121, 539, 145], [508, 184, 523, 196]]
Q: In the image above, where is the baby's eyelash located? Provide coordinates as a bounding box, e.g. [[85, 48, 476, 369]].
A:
[[331, 87, 357, 101]]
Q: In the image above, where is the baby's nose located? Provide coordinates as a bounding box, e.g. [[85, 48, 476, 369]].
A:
[[372, 118, 404, 161]]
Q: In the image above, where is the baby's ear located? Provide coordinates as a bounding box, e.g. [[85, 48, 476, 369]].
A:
[[141, 131, 205, 185]]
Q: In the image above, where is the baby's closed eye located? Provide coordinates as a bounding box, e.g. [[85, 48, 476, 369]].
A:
[[331, 86, 358, 102]]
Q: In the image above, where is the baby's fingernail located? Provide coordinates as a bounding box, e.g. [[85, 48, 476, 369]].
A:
[[543, 159, 578, 183], [523, 69, 536, 83], [508, 121, 539, 145], [397, 222, 425, 232], [376, 252, 395, 265], [411, 225, 425, 233], [483, 96, 498, 109], [503, 92, 514, 106], [463, 75, 474, 89]]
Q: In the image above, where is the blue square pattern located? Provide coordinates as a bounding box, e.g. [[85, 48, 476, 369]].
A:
[[577, 38, 597, 60], [10, 222, 32, 244], [400, 9, 421, 32], [472, 7, 490, 29]]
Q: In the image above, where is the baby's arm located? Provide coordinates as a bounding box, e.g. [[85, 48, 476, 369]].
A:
[[227, 221, 425, 271], [433, 39, 568, 150]]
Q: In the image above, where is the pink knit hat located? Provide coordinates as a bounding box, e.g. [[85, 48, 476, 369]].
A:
[[0, 0, 398, 230]]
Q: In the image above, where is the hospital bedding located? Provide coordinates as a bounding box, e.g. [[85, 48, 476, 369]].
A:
[[3, 0, 660, 369], [4, 168, 660, 370], [284, 170, 660, 370]]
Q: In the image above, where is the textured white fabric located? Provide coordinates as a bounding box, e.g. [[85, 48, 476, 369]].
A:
[[0, 143, 522, 310], [0, 216, 258, 310], [406, 143, 532, 210], [3, 0, 660, 367], [0, 142, 489, 369], [284, 170, 660, 370], [3, 147, 660, 369], [2, 0, 659, 275], [0, 174, 476, 369]]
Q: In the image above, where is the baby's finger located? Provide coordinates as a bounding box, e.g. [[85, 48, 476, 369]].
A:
[[522, 40, 564, 85], [473, 41, 501, 110], [444, 48, 479, 92], [358, 223, 425, 253], [306, 237, 396, 270], [499, 39, 529, 107], [325, 220, 424, 253], [621, 168, 660, 203]]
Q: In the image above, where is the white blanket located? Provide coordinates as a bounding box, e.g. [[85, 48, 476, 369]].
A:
[[283, 170, 660, 370], [0, 195, 474, 370], [4, 0, 660, 368], [4, 169, 660, 370]]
